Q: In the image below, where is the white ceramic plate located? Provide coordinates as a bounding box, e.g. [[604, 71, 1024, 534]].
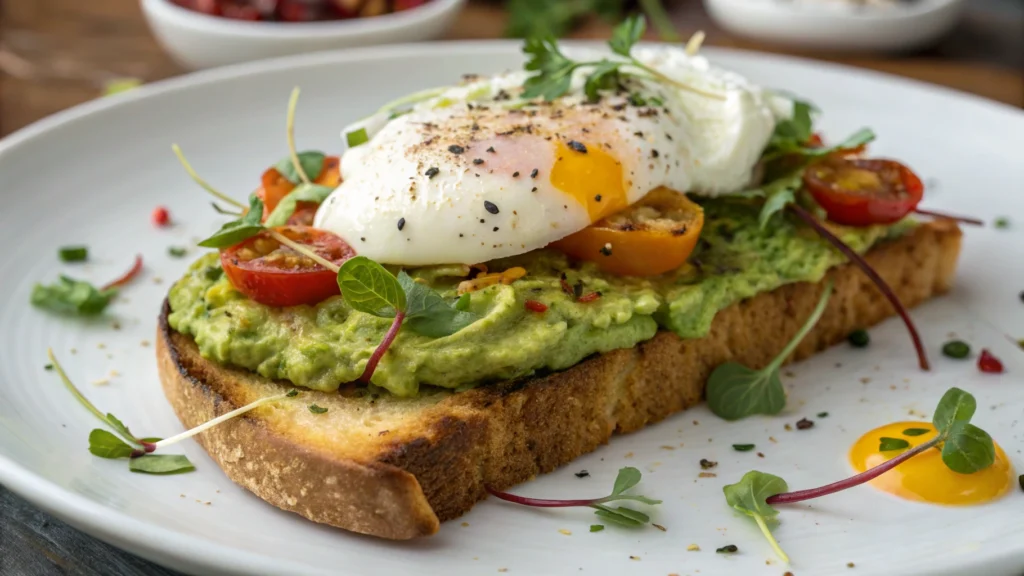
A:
[[0, 43, 1022, 576]]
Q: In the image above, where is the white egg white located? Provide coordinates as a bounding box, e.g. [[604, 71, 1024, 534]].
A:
[[315, 46, 782, 266]]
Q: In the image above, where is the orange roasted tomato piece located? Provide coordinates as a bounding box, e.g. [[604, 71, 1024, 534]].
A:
[[551, 187, 704, 277], [256, 156, 341, 226]]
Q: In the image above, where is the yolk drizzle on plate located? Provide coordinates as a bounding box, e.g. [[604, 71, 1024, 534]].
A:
[[549, 140, 627, 222], [849, 422, 1015, 506]]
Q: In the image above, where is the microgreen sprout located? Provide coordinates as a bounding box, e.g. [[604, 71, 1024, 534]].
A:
[[705, 280, 833, 420], [722, 471, 790, 563], [486, 467, 662, 528], [31, 255, 142, 316]]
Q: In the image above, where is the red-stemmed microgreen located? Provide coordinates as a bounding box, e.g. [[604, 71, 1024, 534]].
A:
[[49, 348, 303, 475], [486, 467, 662, 528], [31, 254, 144, 316], [726, 388, 995, 562], [789, 203, 930, 370], [705, 280, 833, 420], [913, 208, 984, 227]]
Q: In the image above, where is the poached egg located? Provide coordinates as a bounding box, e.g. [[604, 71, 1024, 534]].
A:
[[315, 46, 782, 266]]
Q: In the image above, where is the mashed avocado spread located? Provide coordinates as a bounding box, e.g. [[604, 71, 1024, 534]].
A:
[[168, 200, 912, 397]]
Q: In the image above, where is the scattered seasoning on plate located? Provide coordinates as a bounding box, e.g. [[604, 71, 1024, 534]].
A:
[[686, 544, 700, 551], [425, 166, 440, 178], [942, 340, 971, 359], [848, 562, 856, 568], [847, 329, 870, 347], [486, 146, 496, 153], [44, 364, 54, 371], [168, 246, 188, 258], [716, 545, 738, 554], [978, 349, 1004, 373], [994, 216, 1010, 229], [447, 144, 465, 154], [58, 246, 88, 262], [574, 469, 589, 478], [530, 168, 539, 178], [652, 523, 667, 532], [796, 418, 814, 430], [817, 411, 829, 418], [757, 452, 765, 458], [397, 217, 406, 231], [784, 423, 793, 431], [151, 206, 170, 226], [484, 200, 499, 214], [472, 158, 484, 165], [590, 525, 604, 532], [732, 443, 755, 452], [699, 458, 717, 470]]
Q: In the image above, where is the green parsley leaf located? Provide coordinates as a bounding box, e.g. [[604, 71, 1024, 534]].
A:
[[59, 246, 89, 262], [733, 443, 756, 452], [932, 387, 976, 435], [505, 0, 622, 39], [198, 195, 265, 249], [398, 272, 479, 338], [31, 276, 117, 316], [88, 429, 136, 459], [346, 128, 369, 148], [941, 421, 995, 474], [590, 524, 605, 532], [583, 60, 623, 103], [263, 183, 334, 227], [275, 151, 325, 185], [308, 404, 329, 414], [521, 36, 578, 101], [707, 281, 832, 420], [337, 256, 406, 318], [878, 437, 910, 452], [128, 454, 196, 475], [902, 428, 931, 437], [608, 14, 645, 57]]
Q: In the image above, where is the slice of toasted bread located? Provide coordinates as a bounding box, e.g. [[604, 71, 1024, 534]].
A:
[[157, 220, 961, 540]]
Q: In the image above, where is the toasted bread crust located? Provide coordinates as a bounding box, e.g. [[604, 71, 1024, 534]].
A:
[[158, 220, 961, 539]]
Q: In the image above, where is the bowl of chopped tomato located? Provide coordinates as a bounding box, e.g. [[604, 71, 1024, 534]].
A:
[[142, 0, 467, 70]]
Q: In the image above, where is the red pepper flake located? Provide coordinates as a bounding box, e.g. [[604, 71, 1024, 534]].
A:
[[102, 254, 144, 291], [978, 349, 1005, 374], [524, 300, 548, 313], [578, 292, 602, 303], [151, 206, 170, 227], [559, 274, 575, 298]]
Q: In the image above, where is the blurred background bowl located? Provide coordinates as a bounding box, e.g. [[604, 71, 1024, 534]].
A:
[[704, 0, 966, 53], [141, 0, 467, 70]]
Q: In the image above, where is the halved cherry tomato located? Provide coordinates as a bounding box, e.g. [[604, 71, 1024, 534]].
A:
[[256, 156, 341, 224], [550, 187, 704, 277], [220, 226, 354, 307], [803, 157, 924, 227]]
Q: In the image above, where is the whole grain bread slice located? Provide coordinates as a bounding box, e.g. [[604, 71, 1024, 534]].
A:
[[157, 220, 961, 540]]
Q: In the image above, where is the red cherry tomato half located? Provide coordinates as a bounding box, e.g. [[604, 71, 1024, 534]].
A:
[[803, 157, 924, 227], [220, 226, 355, 307]]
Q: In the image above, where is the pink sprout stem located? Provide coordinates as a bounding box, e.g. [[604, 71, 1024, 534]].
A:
[[359, 311, 405, 383]]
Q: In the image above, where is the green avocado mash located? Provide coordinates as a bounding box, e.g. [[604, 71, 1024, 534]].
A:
[[168, 200, 912, 397]]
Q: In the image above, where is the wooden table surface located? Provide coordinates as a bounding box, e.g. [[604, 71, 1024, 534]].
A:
[[0, 1, 1022, 574]]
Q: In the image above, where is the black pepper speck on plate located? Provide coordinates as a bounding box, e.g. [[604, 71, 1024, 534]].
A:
[[484, 201, 499, 214]]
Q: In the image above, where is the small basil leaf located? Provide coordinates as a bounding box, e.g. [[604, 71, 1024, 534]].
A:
[[275, 151, 325, 185], [611, 466, 642, 496], [263, 183, 334, 227], [932, 387, 976, 435], [31, 276, 117, 316], [88, 429, 135, 459], [128, 454, 196, 475], [337, 256, 406, 318], [398, 271, 479, 338], [608, 14, 645, 57], [941, 421, 995, 474], [198, 195, 265, 248], [878, 437, 910, 452], [722, 470, 787, 520], [705, 363, 786, 421]]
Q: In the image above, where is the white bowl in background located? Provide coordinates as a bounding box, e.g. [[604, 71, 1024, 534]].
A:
[[141, 0, 467, 70], [704, 0, 965, 53]]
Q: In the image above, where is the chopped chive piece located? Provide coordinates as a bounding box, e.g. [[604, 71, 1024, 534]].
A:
[[308, 404, 328, 414], [44, 364, 54, 371], [59, 246, 89, 262], [994, 217, 1010, 229], [847, 329, 870, 348], [590, 524, 605, 532], [817, 412, 829, 418], [346, 128, 369, 148], [942, 340, 971, 359], [732, 443, 755, 452], [168, 246, 188, 258]]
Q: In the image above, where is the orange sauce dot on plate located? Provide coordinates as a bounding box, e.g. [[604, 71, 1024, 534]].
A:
[[849, 421, 1015, 506]]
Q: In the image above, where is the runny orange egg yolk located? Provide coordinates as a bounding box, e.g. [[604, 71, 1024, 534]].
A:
[[549, 140, 628, 222], [849, 422, 1015, 506]]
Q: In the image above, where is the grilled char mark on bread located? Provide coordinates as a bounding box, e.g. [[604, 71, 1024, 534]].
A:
[[157, 220, 961, 539]]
